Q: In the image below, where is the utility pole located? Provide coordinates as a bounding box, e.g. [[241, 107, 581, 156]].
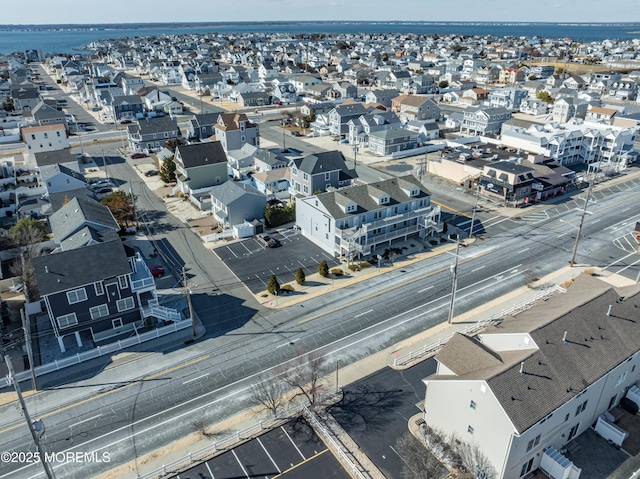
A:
[[182, 267, 196, 338], [129, 184, 138, 230], [4, 356, 56, 479], [467, 184, 481, 242], [447, 235, 461, 324], [419, 151, 427, 182], [569, 179, 595, 267], [21, 309, 37, 390]]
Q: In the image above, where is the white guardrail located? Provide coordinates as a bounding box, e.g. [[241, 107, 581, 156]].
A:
[[393, 285, 564, 368], [135, 391, 355, 479], [1, 320, 191, 389]]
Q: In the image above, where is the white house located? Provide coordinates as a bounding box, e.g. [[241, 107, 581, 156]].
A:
[[422, 274, 640, 479], [296, 175, 442, 259], [22, 124, 69, 162]]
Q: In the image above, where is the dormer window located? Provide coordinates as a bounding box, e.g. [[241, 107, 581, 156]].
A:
[[379, 195, 389, 205], [411, 188, 419, 197]]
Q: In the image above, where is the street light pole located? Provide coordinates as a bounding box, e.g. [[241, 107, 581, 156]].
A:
[[182, 267, 197, 338], [468, 184, 481, 242], [447, 235, 461, 324]]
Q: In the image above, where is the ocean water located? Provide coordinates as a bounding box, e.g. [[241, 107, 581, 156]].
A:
[[1, 22, 639, 56]]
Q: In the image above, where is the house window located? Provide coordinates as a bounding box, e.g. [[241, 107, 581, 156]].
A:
[[303, 185, 309, 194], [467, 425, 474, 435], [94, 282, 104, 295], [303, 173, 309, 181], [116, 296, 135, 312], [112, 318, 124, 329], [292, 167, 298, 175], [89, 304, 109, 320], [241, 135, 245, 142], [118, 276, 128, 289], [66, 288, 87, 304], [325, 172, 330, 181], [57, 313, 78, 329], [520, 458, 534, 477], [526, 434, 540, 452], [469, 400, 476, 410], [616, 371, 627, 386]]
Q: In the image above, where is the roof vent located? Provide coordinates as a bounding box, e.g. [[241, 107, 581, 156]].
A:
[[607, 305, 612, 316], [563, 331, 567, 343], [519, 362, 524, 375]]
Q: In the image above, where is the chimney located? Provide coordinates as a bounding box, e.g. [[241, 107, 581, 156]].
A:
[[519, 362, 524, 375], [607, 305, 612, 316], [563, 331, 568, 343]]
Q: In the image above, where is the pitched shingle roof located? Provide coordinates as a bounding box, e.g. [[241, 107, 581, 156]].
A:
[[49, 196, 118, 245], [175, 141, 227, 168]]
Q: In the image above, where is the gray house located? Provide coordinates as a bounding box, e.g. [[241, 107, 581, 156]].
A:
[[460, 106, 512, 136], [174, 141, 228, 196], [328, 103, 370, 137], [367, 128, 420, 156], [210, 181, 266, 228], [214, 113, 259, 153], [111, 94, 145, 122], [187, 113, 220, 140], [289, 150, 357, 196], [127, 116, 182, 153]]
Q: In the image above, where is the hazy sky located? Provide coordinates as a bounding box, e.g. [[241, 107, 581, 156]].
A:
[[2, 0, 639, 25]]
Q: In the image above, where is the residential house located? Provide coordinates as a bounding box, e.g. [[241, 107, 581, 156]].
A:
[[479, 160, 535, 206], [365, 89, 400, 108], [226, 144, 259, 179], [422, 274, 640, 479], [488, 88, 528, 112], [552, 97, 588, 123], [367, 128, 420, 156], [173, 141, 228, 196], [306, 82, 332, 101], [127, 116, 181, 153], [210, 181, 266, 228], [607, 78, 638, 101], [111, 94, 145, 122], [39, 163, 87, 196], [289, 150, 357, 196], [214, 113, 259, 152], [498, 67, 525, 84], [562, 74, 587, 90], [31, 101, 65, 126], [140, 88, 173, 112], [328, 81, 357, 100], [460, 106, 512, 136], [405, 120, 440, 142], [460, 87, 490, 106], [391, 95, 440, 123], [187, 112, 219, 140], [22, 124, 69, 161], [252, 169, 290, 198], [519, 98, 549, 116], [296, 175, 442, 258], [347, 111, 402, 146], [237, 91, 271, 108], [585, 106, 617, 125], [291, 75, 323, 94], [271, 82, 297, 104], [11, 87, 39, 113], [253, 149, 288, 172], [32, 238, 167, 351], [328, 103, 370, 138], [120, 74, 145, 94]]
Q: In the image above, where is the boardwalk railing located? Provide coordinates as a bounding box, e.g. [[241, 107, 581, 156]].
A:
[[393, 285, 564, 368]]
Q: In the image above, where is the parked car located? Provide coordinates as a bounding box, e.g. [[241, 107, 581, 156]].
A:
[[130, 152, 147, 159], [149, 265, 165, 277], [291, 130, 301, 137], [144, 169, 159, 177], [257, 234, 281, 248], [91, 179, 112, 189], [119, 119, 132, 124], [94, 187, 113, 196]]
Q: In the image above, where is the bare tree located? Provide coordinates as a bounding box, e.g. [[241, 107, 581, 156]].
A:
[[248, 373, 287, 416], [8, 218, 49, 300], [279, 351, 327, 406], [394, 432, 443, 479], [454, 439, 497, 479]]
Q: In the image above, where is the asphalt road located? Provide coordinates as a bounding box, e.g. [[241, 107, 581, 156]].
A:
[[2, 174, 639, 478]]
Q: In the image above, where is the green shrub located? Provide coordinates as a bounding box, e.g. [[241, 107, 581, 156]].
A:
[[331, 268, 344, 276], [295, 267, 306, 285], [267, 274, 280, 295], [318, 259, 329, 277], [281, 284, 295, 292], [359, 261, 372, 269], [348, 264, 360, 272]]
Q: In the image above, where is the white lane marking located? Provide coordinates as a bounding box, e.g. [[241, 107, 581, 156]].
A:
[[471, 265, 485, 273], [69, 414, 102, 428], [258, 436, 281, 473], [418, 286, 433, 293], [232, 449, 250, 478], [282, 425, 306, 460], [355, 309, 373, 318], [603, 252, 637, 271], [226, 246, 238, 259], [183, 373, 209, 385], [517, 248, 530, 254], [614, 258, 640, 275]]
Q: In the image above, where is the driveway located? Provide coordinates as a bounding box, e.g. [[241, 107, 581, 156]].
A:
[[214, 230, 340, 294]]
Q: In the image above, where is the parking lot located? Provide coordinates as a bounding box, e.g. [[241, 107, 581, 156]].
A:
[[215, 230, 340, 294], [172, 418, 350, 479]]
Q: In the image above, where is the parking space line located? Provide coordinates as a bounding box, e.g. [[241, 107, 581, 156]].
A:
[[255, 274, 267, 287], [205, 461, 216, 479], [281, 425, 306, 460], [257, 436, 281, 473], [240, 242, 252, 253], [309, 256, 320, 265], [297, 260, 306, 269], [232, 449, 250, 478], [226, 246, 238, 259]]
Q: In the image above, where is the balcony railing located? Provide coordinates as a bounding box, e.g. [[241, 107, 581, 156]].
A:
[[131, 276, 155, 291]]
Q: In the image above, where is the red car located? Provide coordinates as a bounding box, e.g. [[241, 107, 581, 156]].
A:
[[149, 265, 165, 277], [130, 152, 147, 159]]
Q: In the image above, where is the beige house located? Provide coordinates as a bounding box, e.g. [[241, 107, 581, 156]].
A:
[[391, 94, 440, 123], [423, 274, 640, 479]]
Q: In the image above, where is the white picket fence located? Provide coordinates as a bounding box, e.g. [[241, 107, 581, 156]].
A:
[[393, 285, 564, 368], [1, 320, 191, 389]]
